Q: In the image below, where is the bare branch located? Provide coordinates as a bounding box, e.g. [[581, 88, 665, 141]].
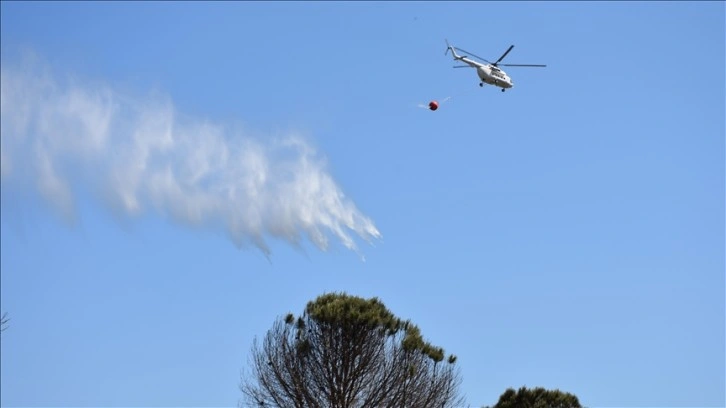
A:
[[0, 312, 9, 333]]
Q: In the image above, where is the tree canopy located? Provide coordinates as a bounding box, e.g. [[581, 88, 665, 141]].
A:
[[240, 292, 464, 408], [487, 386, 582, 408]]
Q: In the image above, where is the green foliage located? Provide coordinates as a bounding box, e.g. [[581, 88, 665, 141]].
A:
[[305, 292, 400, 330], [306, 292, 456, 364], [284, 313, 295, 325], [488, 386, 582, 408], [402, 325, 424, 352]]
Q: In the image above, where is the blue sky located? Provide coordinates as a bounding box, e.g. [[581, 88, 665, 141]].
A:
[[1, 1, 723, 407]]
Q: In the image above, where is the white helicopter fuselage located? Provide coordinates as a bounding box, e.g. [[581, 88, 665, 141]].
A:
[[452, 54, 513, 90], [476, 64, 513, 89]]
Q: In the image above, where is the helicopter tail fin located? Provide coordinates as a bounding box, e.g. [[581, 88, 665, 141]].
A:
[[445, 39, 461, 60]]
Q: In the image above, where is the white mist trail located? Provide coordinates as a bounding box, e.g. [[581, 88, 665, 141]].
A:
[[0, 59, 381, 258]]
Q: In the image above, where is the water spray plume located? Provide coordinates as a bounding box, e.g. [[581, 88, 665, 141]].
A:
[[0, 55, 381, 259]]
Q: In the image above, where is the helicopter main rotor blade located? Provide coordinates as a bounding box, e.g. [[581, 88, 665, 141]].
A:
[[494, 45, 514, 65], [498, 63, 547, 67], [453, 47, 492, 64], [453, 65, 475, 68]]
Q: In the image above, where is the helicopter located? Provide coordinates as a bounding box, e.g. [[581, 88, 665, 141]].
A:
[[445, 40, 546, 92]]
